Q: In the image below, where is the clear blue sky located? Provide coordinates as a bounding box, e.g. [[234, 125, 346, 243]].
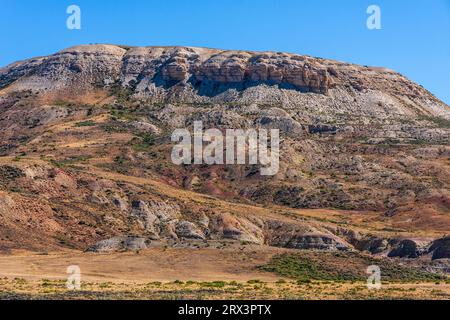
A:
[[1, 0, 449, 104]]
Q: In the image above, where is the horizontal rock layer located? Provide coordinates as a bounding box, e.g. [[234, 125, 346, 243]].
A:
[[0, 44, 445, 102]]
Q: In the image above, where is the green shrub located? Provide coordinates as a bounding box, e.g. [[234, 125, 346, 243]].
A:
[[75, 120, 97, 127]]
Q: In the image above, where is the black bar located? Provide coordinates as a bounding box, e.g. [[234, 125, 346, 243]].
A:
[[0, 300, 448, 318]]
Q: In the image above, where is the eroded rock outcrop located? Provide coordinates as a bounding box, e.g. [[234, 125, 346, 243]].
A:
[[428, 236, 450, 260], [352, 236, 389, 254], [283, 233, 349, 251], [388, 238, 431, 259], [87, 236, 148, 253], [209, 212, 264, 244], [3, 44, 447, 110], [266, 221, 350, 251], [175, 221, 205, 240]]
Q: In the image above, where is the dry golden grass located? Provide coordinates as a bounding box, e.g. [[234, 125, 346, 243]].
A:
[[0, 247, 449, 300], [0, 259, 449, 300]]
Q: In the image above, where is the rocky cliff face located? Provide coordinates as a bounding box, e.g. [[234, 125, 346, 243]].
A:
[[1, 45, 448, 117], [0, 45, 449, 272], [1, 45, 332, 93]]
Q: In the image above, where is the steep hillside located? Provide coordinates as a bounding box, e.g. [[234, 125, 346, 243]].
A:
[[0, 45, 449, 272]]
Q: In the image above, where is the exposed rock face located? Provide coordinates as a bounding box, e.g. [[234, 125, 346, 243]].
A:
[[351, 236, 389, 254], [348, 235, 436, 259], [118, 46, 333, 94], [209, 213, 264, 244], [2, 45, 448, 120], [266, 221, 349, 251], [0, 165, 25, 182], [282, 234, 349, 251], [129, 200, 182, 239], [190, 51, 332, 94], [1, 45, 126, 92], [175, 221, 205, 240], [428, 237, 450, 260], [388, 239, 430, 259], [87, 236, 148, 253], [130, 200, 160, 237]]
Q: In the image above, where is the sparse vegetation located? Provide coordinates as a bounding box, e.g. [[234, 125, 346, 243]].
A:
[[420, 116, 450, 128], [0, 276, 449, 300], [260, 252, 444, 283], [74, 120, 97, 127]]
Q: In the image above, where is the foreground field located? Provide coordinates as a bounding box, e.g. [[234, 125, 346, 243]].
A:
[[1, 278, 450, 300], [0, 246, 448, 300]]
